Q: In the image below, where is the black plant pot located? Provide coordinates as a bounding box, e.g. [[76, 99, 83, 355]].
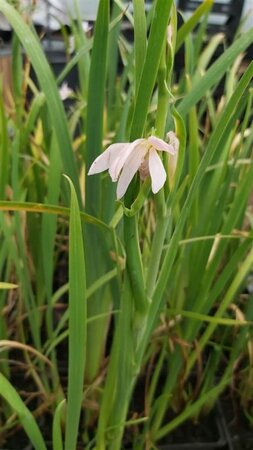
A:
[[0, 408, 232, 450], [220, 395, 253, 450], [232, 433, 253, 450], [156, 404, 232, 450]]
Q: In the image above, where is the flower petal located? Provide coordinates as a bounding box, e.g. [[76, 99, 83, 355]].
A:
[[148, 135, 176, 155], [166, 131, 180, 154], [107, 143, 130, 181], [116, 143, 148, 199], [109, 138, 145, 181], [88, 143, 126, 177], [148, 148, 166, 194]]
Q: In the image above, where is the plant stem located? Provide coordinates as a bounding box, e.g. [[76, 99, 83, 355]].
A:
[[146, 192, 168, 297], [124, 213, 147, 314], [122, 180, 148, 315]]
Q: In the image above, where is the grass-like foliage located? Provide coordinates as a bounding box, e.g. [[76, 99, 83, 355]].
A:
[[0, 0, 252, 449]]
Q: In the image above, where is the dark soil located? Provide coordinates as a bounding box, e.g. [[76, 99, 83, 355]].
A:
[[0, 429, 32, 450]]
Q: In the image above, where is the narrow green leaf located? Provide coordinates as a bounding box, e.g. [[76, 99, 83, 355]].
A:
[[64, 176, 86, 450], [85, 0, 110, 213], [177, 28, 253, 118], [41, 131, 62, 299], [57, 40, 92, 86], [156, 375, 230, 439], [22, 93, 45, 148], [11, 34, 23, 104], [195, 32, 225, 79], [44, 268, 118, 356], [71, 2, 90, 99], [53, 399, 66, 450], [107, 1, 122, 131], [0, 80, 9, 199], [0, 201, 110, 231], [176, 0, 214, 52], [130, 0, 173, 139], [168, 308, 250, 326], [0, 374, 46, 450], [133, 0, 147, 91], [0, 282, 18, 289]]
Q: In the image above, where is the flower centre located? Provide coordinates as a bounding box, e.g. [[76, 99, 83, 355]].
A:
[[139, 158, 149, 180]]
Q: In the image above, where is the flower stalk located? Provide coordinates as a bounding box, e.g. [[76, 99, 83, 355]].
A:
[[146, 28, 176, 297]]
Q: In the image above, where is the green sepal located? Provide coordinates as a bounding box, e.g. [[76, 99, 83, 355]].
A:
[[119, 178, 151, 217]]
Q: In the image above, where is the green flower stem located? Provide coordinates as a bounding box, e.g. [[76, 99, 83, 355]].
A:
[[146, 191, 168, 297], [123, 187, 148, 316], [97, 188, 147, 448], [97, 188, 148, 449]]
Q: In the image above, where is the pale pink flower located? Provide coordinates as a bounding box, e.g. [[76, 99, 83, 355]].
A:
[[88, 135, 178, 199], [59, 82, 74, 101], [166, 131, 179, 152], [167, 24, 173, 46], [166, 131, 180, 185]]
